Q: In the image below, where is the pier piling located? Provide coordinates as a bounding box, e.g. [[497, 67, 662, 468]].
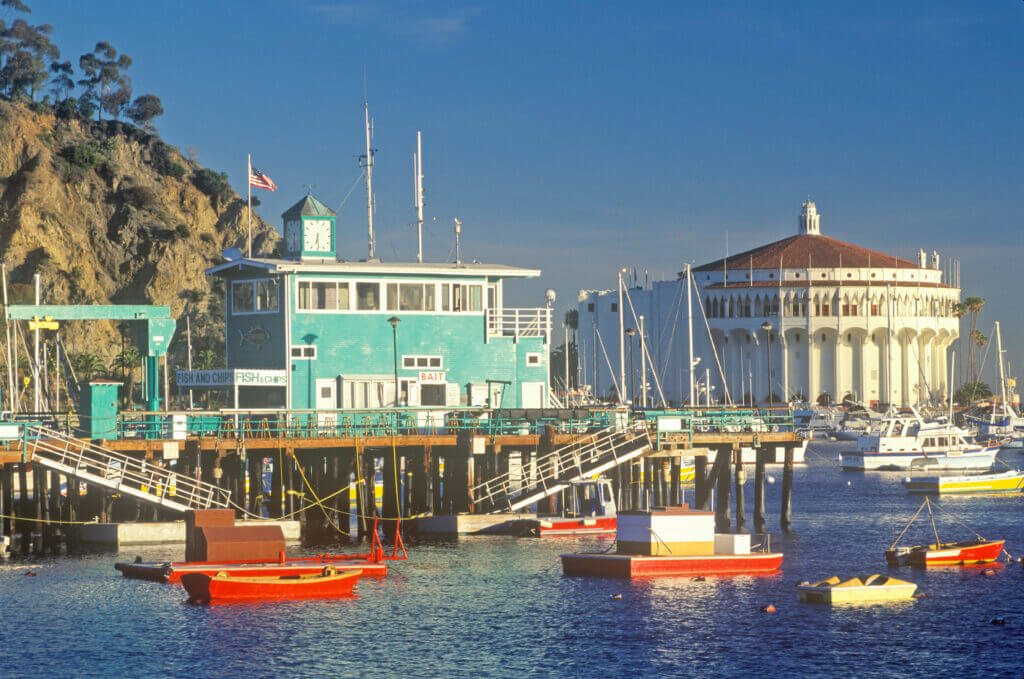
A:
[[780, 446, 794, 533], [733, 445, 745, 533], [714, 446, 731, 532], [753, 447, 767, 533], [694, 455, 709, 510]]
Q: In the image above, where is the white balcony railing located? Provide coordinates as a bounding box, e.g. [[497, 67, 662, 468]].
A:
[[486, 307, 551, 342]]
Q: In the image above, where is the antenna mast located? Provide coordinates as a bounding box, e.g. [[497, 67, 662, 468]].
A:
[[361, 100, 376, 260], [454, 218, 462, 265], [414, 131, 424, 263]]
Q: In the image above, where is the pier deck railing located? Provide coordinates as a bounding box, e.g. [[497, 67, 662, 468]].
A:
[[643, 407, 796, 448], [111, 407, 620, 441], [24, 425, 231, 512]]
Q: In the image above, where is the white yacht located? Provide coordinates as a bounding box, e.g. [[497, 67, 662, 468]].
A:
[[840, 409, 1000, 471]]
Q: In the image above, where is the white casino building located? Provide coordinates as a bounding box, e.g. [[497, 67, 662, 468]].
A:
[[578, 202, 961, 407]]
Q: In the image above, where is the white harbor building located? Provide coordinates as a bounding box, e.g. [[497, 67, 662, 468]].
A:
[[578, 202, 961, 407]]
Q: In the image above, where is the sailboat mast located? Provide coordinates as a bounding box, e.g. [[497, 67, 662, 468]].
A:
[[414, 131, 424, 263], [996, 321, 1007, 415], [364, 101, 375, 260], [686, 263, 694, 406]]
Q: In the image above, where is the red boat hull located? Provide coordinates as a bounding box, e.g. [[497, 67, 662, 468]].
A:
[[887, 539, 1005, 567], [538, 517, 617, 536], [116, 556, 388, 582], [182, 568, 360, 601], [561, 552, 783, 578]]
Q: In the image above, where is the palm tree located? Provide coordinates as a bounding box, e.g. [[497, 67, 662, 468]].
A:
[[963, 296, 986, 382], [109, 346, 141, 408], [195, 349, 221, 370], [72, 353, 107, 381]]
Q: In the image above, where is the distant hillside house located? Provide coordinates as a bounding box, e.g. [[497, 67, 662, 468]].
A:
[[184, 192, 551, 410], [578, 201, 961, 408]]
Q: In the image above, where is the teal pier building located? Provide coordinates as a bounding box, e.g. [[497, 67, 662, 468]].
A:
[[184, 193, 552, 411]]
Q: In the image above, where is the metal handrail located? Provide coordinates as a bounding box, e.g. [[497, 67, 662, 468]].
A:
[[26, 426, 231, 510]]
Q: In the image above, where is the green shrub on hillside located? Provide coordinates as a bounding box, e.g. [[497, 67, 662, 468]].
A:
[[192, 168, 230, 199], [62, 139, 115, 170]]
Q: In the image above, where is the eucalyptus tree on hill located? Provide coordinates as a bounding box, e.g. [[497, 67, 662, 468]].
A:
[[78, 41, 131, 121]]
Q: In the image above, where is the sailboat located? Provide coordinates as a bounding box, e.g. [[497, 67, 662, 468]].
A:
[[964, 322, 1024, 440], [884, 498, 1005, 567]]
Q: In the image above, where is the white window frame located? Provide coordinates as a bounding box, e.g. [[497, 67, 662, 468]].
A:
[[402, 355, 443, 369], [232, 278, 279, 315], [296, 278, 352, 313], [290, 345, 317, 360], [292, 277, 492, 315], [525, 352, 543, 366]]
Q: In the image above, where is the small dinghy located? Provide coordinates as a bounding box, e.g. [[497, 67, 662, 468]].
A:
[[885, 498, 1006, 567], [797, 574, 917, 604], [182, 566, 361, 602], [902, 469, 1024, 494]]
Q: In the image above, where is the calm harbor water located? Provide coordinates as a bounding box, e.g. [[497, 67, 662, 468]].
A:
[[2, 441, 1023, 678]]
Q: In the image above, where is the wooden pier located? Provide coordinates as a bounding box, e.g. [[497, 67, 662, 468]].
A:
[[0, 408, 804, 553]]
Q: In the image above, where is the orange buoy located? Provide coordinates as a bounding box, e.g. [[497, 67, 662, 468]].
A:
[[761, 604, 776, 613], [609, 594, 622, 600]]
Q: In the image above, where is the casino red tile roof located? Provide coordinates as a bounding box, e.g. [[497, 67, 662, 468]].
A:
[[692, 234, 919, 273]]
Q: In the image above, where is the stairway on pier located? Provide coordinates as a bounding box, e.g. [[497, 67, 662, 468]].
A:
[[473, 425, 652, 513], [25, 426, 231, 513]]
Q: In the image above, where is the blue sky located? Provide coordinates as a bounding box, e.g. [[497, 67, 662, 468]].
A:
[[31, 1, 1024, 379]]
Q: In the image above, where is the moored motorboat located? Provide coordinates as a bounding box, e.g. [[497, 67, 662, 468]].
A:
[[901, 469, 1024, 494], [797, 574, 917, 604], [840, 408, 1000, 471], [561, 508, 783, 578], [182, 566, 361, 602]]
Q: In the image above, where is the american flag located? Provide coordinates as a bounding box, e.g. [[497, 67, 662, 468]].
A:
[[249, 163, 277, 191]]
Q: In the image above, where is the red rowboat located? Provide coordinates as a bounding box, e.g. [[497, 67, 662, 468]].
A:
[[182, 566, 361, 602], [535, 516, 617, 536], [117, 555, 388, 582], [885, 539, 1005, 567]]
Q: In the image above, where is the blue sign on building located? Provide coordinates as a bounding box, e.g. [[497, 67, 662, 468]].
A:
[[197, 193, 552, 411]]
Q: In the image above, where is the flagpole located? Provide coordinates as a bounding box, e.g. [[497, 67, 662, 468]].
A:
[[247, 153, 252, 258]]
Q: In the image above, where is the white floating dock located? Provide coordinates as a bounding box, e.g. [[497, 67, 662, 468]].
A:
[[71, 519, 301, 548]]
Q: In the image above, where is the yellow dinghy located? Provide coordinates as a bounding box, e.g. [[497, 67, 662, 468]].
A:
[[902, 469, 1024, 494], [797, 574, 918, 604]]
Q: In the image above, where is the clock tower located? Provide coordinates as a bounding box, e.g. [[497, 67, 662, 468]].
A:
[[282, 192, 338, 261]]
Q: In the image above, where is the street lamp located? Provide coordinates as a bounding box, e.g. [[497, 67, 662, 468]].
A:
[[761, 320, 773, 410], [625, 327, 636, 406], [388, 316, 401, 407]]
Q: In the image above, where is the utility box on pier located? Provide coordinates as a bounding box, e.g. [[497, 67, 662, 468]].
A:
[[76, 381, 121, 440]]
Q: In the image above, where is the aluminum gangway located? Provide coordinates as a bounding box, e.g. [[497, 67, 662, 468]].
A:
[[474, 424, 652, 513], [24, 426, 232, 513]]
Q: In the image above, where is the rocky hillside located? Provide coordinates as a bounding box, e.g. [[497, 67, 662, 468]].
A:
[[0, 98, 280, 361]]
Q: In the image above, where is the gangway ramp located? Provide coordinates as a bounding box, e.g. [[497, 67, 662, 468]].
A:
[[25, 426, 231, 513], [473, 425, 651, 513]]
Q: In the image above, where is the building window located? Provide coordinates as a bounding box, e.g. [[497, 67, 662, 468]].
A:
[[297, 280, 350, 311], [232, 279, 278, 314], [420, 384, 446, 406], [611, 303, 618, 313], [794, 273, 800, 279], [821, 273, 826, 278], [871, 273, 876, 278], [587, 303, 595, 312], [356, 282, 380, 310], [847, 272, 852, 278], [768, 273, 774, 279], [525, 353, 542, 366], [403, 355, 442, 369], [290, 345, 316, 359]]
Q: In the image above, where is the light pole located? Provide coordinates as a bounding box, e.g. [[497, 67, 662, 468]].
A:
[[625, 327, 636, 406], [761, 320, 773, 410], [388, 316, 401, 407]]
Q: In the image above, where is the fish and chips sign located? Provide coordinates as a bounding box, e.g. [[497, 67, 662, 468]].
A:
[[177, 369, 287, 388]]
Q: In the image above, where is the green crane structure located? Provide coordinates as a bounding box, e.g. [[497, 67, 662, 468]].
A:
[[6, 305, 176, 411]]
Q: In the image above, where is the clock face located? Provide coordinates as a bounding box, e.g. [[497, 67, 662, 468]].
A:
[[285, 220, 300, 252], [303, 219, 332, 252]]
